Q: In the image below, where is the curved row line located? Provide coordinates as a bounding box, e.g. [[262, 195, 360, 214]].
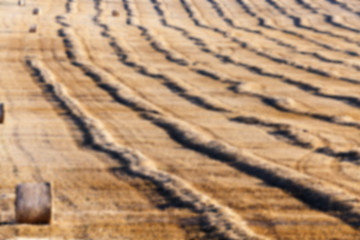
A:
[[116, 0, 360, 164], [27, 52, 262, 240], [109, 0, 360, 166], [282, 0, 360, 33], [152, 0, 360, 100], [104, 1, 232, 113], [123, 0, 360, 195], [53, 1, 269, 238], [179, 0, 360, 85], [31, 0, 360, 232], [324, 0, 360, 17], [206, 0, 360, 71], [231, 115, 360, 164], [85, 0, 360, 230], [263, 0, 360, 42], [235, 0, 360, 57], [147, 0, 360, 127]]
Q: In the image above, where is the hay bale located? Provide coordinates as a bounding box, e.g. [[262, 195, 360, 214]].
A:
[[0, 103, 4, 124], [33, 8, 40, 15], [15, 182, 52, 224], [29, 24, 37, 33], [112, 10, 119, 17], [18, 0, 25, 6]]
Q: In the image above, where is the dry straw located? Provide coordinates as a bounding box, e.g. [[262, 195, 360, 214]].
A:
[[33, 8, 40, 15], [18, 0, 25, 6], [112, 10, 119, 17], [29, 24, 37, 33], [0, 103, 4, 123], [15, 182, 52, 224]]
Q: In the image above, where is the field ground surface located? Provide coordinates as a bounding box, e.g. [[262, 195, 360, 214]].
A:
[[0, 0, 360, 239]]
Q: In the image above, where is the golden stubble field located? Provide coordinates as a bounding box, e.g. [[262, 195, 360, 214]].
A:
[[0, 0, 360, 239]]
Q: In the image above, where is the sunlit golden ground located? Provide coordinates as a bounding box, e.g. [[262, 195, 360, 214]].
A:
[[0, 0, 360, 239]]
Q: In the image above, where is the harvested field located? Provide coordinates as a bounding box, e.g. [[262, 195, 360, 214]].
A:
[[0, 0, 360, 239]]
